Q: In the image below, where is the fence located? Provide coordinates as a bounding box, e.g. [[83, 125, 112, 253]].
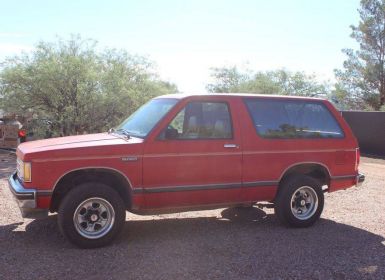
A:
[[341, 111, 385, 156]]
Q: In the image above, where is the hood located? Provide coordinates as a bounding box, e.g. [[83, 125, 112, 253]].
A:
[[17, 133, 143, 161]]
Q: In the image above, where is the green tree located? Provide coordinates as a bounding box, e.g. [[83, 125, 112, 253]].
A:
[[206, 66, 249, 93], [207, 67, 327, 97], [335, 0, 385, 110], [0, 35, 177, 136]]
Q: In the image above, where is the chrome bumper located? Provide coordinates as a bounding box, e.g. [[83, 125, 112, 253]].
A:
[[8, 172, 48, 219], [356, 173, 365, 187]]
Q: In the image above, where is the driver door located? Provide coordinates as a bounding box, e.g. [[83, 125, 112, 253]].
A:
[[142, 99, 243, 210]]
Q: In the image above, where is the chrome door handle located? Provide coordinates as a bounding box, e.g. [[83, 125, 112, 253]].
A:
[[224, 144, 239, 148]]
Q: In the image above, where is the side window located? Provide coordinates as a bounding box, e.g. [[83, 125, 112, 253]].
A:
[[165, 101, 233, 139], [244, 99, 344, 139]]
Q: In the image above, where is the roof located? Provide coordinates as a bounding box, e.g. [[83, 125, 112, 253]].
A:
[[156, 93, 326, 101]]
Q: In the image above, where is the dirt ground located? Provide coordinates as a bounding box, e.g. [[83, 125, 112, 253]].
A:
[[0, 151, 384, 280]]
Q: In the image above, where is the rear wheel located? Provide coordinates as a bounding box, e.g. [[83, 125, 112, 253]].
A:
[[275, 175, 324, 227], [58, 182, 126, 248]]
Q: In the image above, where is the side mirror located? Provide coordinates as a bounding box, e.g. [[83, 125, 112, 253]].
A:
[[165, 128, 178, 140]]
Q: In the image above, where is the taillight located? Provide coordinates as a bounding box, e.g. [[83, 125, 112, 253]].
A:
[[355, 148, 360, 171]]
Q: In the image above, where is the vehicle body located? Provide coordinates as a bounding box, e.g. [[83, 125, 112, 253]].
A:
[[8, 93, 365, 248]]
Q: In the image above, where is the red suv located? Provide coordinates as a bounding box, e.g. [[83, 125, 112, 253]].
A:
[[9, 94, 365, 248]]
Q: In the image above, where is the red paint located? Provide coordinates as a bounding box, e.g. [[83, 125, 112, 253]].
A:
[[16, 94, 361, 212]]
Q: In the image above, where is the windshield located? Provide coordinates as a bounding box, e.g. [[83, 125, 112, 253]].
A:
[[116, 98, 178, 138]]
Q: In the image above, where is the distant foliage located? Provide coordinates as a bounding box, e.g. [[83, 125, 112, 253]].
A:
[[0, 35, 177, 136], [335, 0, 385, 110], [206, 67, 328, 97]]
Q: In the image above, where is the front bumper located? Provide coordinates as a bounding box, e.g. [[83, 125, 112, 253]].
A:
[[356, 173, 365, 187], [8, 172, 48, 219]]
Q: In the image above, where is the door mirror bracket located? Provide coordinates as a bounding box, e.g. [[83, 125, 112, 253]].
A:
[[165, 128, 178, 140]]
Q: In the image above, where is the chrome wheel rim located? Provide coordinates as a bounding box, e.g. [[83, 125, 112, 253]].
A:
[[290, 186, 318, 220], [73, 197, 115, 239]]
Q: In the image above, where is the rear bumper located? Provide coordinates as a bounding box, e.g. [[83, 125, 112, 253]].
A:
[[8, 172, 48, 219], [356, 173, 365, 187]]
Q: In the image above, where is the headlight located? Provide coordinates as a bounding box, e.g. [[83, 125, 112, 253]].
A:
[[17, 158, 32, 182]]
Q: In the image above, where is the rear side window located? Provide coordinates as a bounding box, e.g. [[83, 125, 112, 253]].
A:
[[244, 99, 344, 139]]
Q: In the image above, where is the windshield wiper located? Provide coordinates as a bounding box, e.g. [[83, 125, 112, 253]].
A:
[[108, 127, 131, 139], [115, 128, 131, 139]]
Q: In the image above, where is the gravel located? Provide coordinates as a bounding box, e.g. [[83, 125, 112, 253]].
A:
[[0, 151, 384, 280]]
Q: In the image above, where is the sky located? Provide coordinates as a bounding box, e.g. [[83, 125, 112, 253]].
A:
[[0, 0, 361, 93]]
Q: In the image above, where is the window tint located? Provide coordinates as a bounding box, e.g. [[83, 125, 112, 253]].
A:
[[167, 102, 233, 139], [244, 99, 344, 139]]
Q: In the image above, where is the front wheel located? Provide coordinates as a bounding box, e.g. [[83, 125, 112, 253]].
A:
[[275, 175, 324, 227], [58, 182, 126, 248]]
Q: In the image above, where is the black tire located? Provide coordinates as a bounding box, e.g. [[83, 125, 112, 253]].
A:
[[58, 182, 126, 248], [275, 175, 324, 228]]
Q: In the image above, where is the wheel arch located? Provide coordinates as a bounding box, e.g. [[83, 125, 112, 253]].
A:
[[50, 167, 133, 212], [278, 162, 331, 189]]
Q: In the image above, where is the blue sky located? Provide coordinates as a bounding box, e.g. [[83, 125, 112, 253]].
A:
[[0, 0, 360, 92]]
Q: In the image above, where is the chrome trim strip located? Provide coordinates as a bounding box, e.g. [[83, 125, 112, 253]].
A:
[[243, 149, 356, 155], [33, 155, 142, 163], [142, 149, 356, 159], [242, 181, 278, 187], [133, 181, 278, 194], [133, 183, 242, 194], [143, 152, 242, 158], [331, 175, 357, 181], [36, 190, 53, 196]]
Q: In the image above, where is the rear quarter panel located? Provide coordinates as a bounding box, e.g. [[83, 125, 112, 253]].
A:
[[238, 97, 358, 201]]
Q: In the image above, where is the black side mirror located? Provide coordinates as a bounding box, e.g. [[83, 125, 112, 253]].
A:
[[165, 128, 178, 140]]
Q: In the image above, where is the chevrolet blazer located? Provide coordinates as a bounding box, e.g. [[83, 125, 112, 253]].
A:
[[9, 94, 365, 248]]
